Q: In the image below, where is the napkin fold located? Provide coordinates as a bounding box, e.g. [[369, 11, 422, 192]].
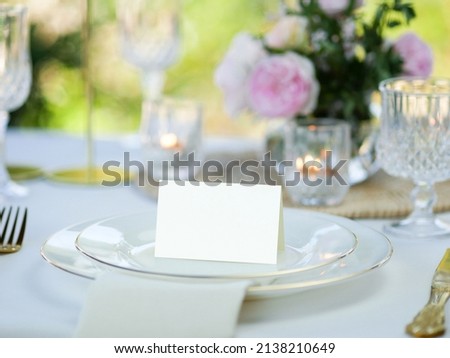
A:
[[75, 272, 250, 338]]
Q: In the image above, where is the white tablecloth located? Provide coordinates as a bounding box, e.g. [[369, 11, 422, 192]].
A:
[[1, 129, 450, 338]]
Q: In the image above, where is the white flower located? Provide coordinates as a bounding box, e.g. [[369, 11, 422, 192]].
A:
[[265, 15, 309, 50], [214, 33, 267, 117]]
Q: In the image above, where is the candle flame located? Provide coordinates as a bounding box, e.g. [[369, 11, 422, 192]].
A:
[[296, 155, 324, 177], [295, 157, 304, 170], [160, 133, 179, 149]]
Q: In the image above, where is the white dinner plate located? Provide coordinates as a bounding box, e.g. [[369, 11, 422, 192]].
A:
[[74, 210, 357, 281], [41, 209, 392, 299]]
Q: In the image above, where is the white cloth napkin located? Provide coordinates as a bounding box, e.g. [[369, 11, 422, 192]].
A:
[[75, 272, 250, 338]]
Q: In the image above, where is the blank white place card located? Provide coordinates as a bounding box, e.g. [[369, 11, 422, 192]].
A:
[[155, 181, 284, 265]]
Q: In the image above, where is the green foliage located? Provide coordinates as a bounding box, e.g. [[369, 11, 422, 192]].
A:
[[10, 24, 83, 128], [270, 0, 418, 126], [7, 0, 449, 135], [10, 0, 270, 133]]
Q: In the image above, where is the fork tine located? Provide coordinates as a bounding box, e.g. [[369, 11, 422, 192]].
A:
[[6, 207, 20, 246], [15, 208, 27, 247], [0, 207, 13, 244], [0, 207, 5, 221]]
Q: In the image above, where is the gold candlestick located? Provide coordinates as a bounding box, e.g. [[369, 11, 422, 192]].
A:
[[48, 0, 130, 185]]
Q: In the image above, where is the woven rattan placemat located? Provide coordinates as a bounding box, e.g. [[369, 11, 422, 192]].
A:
[[284, 170, 450, 219], [137, 149, 450, 219]]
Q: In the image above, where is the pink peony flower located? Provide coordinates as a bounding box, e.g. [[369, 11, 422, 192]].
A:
[[393, 32, 433, 77], [318, 0, 364, 16], [248, 53, 320, 118], [265, 15, 309, 50], [214, 33, 267, 117]]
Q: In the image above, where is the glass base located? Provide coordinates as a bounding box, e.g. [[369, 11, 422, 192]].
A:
[[384, 216, 450, 238], [47, 167, 134, 185], [7, 165, 43, 181], [0, 180, 29, 199]]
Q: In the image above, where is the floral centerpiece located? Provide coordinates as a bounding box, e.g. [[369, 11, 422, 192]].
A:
[[214, 0, 433, 128]]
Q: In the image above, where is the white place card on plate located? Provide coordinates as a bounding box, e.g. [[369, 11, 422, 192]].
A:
[[155, 181, 284, 264]]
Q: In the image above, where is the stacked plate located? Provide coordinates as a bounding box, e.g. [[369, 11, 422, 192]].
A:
[[41, 208, 392, 300]]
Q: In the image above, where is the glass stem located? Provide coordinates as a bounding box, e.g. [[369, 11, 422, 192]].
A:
[[141, 70, 165, 100], [409, 182, 436, 223], [0, 111, 10, 188]]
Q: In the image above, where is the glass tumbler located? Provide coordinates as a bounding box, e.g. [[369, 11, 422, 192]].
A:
[[283, 119, 351, 206], [140, 98, 203, 182]]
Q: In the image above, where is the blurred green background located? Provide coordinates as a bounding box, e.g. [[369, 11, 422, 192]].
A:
[[8, 0, 450, 137]]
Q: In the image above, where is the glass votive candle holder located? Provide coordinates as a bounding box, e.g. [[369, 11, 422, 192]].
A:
[[282, 119, 351, 206], [140, 97, 203, 181]]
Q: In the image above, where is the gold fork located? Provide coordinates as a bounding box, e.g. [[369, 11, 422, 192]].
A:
[[0, 207, 28, 254]]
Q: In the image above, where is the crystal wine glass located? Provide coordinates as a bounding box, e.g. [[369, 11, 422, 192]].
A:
[[377, 77, 450, 237], [116, 0, 181, 100], [0, 4, 32, 199]]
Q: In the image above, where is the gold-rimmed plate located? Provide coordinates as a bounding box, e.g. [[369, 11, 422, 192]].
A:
[[41, 209, 392, 299], [74, 210, 357, 281]]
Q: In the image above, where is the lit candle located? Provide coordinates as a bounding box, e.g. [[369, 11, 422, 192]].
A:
[[295, 157, 304, 170], [159, 133, 181, 150], [296, 155, 323, 179], [304, 154, 315, 164]]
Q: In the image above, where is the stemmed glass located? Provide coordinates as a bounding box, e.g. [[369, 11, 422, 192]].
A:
[[0, 4, 32, 199], [116, 0, 181, 100], [377, 77, 450, 237]]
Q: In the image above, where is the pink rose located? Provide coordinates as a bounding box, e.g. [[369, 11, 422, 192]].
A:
[[214, 33, 267, 117], [318, 0, 364, 16], [393, 32, 433, 77], [248, 53, 320, 118], [265, 15, 309, 50]]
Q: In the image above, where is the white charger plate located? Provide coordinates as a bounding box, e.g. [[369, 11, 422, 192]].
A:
[[41, 209, 392, 299], [74, 210, 357, 280], [41, 219, 104, 279]]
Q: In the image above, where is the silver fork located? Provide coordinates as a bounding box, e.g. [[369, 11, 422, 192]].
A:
[[0, 207, 28, 254]]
